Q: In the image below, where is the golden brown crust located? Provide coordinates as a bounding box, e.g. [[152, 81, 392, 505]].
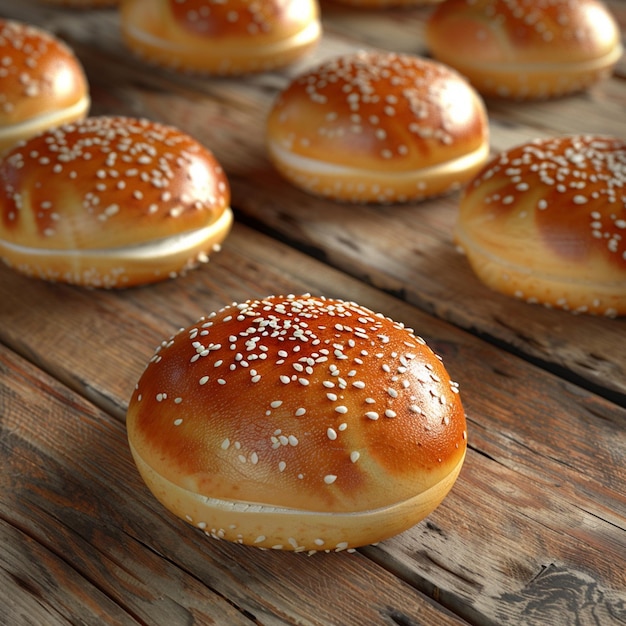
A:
[[266, 51, 489, 203], [426, 0, 622, 99], [455, 135, 626, 317], [0, 116, 232, 287], [0, 20, 90, 153], [120, 0, 321, 75], [126, 294, 467, 549]]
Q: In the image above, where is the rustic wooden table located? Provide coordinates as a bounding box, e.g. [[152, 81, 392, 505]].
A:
[[1, 2, 625, 625]]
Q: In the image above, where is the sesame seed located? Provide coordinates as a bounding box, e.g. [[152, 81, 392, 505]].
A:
[[324, 475, 337, 485]]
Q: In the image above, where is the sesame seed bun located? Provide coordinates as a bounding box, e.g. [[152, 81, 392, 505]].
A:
[[0, 20, 90, 155], [455, 135, 626, 317], [120, 0, 321, 75], [266, 51, 490, 204], [425, 0, 623, 100], [0, 115, 233, 288], [126, 294, 467, 552]]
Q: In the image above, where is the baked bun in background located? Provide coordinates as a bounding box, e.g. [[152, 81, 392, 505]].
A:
[[120, 0, 321, 75], [126, 294, 468, 552], [0, 19, 90, 155], [266, 50, 489, 204], [455, 135, 626, 317], [425, 0, 623, 100], [0, 115, 233, 288]]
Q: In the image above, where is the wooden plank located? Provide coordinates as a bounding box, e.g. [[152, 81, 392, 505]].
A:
[[0, 519, 139, 626], [0, 344, 470, 626], [364, 457, 626, 625], [0, 3, 625, 402], [0, 223, 624, 625]]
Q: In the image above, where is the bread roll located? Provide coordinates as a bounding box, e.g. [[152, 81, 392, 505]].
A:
[[266, 50, 489, 203], [0, 116, 233, 288], [426, 0, 623, 100], [455, 135, 626, 317], [0, 19, 90, 155], [126, 294, 467, 552], [120, 0, 321, 75]]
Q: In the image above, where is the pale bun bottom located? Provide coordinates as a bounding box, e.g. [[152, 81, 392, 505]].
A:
[[121, 13, 321, 75], [0, 207, 233, 288], [268, 140, 490, 204], [434, 48, 623, 100], [0, 96, 90, 156], [454, 226, 625, 318], [129, 440, 466, 553]]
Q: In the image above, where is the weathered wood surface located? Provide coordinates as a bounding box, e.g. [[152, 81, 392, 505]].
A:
[[0, 2, 625, 625]]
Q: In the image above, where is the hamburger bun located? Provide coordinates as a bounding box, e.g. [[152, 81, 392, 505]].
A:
[[120, 0, 321, 75], [425, 0, 623, 100], [455, 134, 626, 316], [266, 51, 490, 203], [0, 19, 90, 155], [126, 294, 468, 552], [0, 115, 233, 288]]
